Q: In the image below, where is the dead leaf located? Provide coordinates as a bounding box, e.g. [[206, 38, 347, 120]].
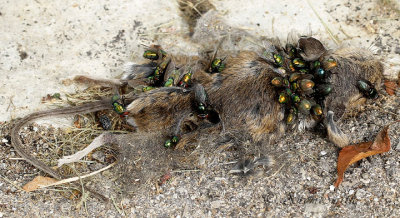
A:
[[384, 80, 397, 96], [158, 172, 172, 186], [334, 125, 391, 187], [73, 115, 83, 128], [23, 176, 58, 192], [69, 190, 82, 200]]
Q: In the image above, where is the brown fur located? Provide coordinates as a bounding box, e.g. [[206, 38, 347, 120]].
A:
[[124, 47, 383, 149]]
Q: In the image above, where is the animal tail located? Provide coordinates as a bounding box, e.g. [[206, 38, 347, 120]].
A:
[[10, 99, 111, 180]]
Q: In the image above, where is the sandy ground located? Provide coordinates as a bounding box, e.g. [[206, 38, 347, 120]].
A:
[[1, 0, 400, 217]]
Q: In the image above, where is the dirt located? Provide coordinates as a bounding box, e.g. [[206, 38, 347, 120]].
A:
[[1, 0, 400, 217]]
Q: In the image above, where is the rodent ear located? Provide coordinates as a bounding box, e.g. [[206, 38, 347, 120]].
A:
[[298, 37, 327, 61]]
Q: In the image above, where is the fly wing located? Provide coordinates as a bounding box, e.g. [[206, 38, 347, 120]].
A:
[[121, 62, 156, 81], [194, 83, 208, 105]]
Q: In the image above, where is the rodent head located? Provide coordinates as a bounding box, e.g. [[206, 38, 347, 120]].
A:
[[322, 47, 384, 120]]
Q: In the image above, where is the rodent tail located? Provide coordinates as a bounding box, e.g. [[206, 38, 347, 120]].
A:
[[10, 99, 111, 180]]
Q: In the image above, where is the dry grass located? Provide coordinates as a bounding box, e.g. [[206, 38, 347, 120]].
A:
[[12, 85, 134, 203]]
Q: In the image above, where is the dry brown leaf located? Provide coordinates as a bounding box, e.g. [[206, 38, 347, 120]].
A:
[[384, 80, 398, 96], [69, 190, 82, 200], [158, 172, 172, 186], [23, 176, 58, 192], [73, 115, 82, 128], [334, 125, 392, 187]]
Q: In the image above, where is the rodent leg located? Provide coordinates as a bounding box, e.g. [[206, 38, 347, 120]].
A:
[[325, 111, 350, 148]]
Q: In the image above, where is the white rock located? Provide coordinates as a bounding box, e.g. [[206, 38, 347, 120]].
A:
[[211, 200, 225, 209], [349, 190, 355, 195], [304, 203, 326, 213], [177, 187, 187, 194], [329, 185, 335, 191], [356, 189, 366, 200], [1, 138, 8, 143], [360, 178, 370, 184], [320, 151, 327, 156]]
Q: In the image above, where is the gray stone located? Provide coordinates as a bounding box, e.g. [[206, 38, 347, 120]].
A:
[[395, 47, 400, 55], [91, 150, 105, 163], [89, 162, 105, 171]]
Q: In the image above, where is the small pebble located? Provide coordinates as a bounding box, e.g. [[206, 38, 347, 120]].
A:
[[349, 190, 355, 195], [33, 126, 38, 132], [356, 189, 366, 200], [395, 47, 400, 54], [211, 200, 225, 209], [304, 203, 326, 213], [320, 150, 327, 156], [360, 178, 370, 184], [329, 185, 335, 191], [1, 138, 8, 143]]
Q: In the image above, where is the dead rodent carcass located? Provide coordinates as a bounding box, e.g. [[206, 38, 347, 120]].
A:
[[83, 35, 378, 180], [121, 38, 383, 149], [10, 7, 384, 195], [111, 12, 383, 175]]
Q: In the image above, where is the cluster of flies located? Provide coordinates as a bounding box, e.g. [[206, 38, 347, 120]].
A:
[[106, 45, 225, 148], [267, 43, 337, 124], [266, 40, 378, 125]]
